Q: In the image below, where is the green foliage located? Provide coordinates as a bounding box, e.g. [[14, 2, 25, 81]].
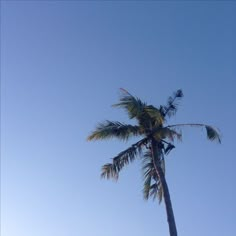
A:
[[142, 150, 165, 203], [101, 137, 149, 180], [205, 125, 221, 143], [113, 89, 164, 131], [153, 127, 182, 142], [141, 105, 164, 129], [87, 121, 141, 141], [160, 89, 183, 118], [87, 89, 221, 203], [113, 88, 146, 120]]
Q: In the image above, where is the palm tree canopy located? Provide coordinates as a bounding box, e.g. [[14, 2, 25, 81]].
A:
[[87, 89, 221, 202]]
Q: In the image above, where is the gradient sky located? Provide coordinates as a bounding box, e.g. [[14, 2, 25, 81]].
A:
[[1, 1, 236, 236]]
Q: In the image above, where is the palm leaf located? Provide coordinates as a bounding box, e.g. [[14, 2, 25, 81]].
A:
[[160, 89, 183, 118], [142, 154, 156, 200], [142, 150, 164, 202], [101, 137, 149, 180], [205, 125, 221, 143], [101, 163, 119, 180], [143, 174, 152, 200], [87, 121, 141, 141], [113, 88, 146, 119]]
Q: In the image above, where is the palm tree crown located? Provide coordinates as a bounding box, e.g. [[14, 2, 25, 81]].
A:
[[87, 89, 221, 236]]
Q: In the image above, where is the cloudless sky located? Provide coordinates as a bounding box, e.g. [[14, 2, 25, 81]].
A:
[[1, 1, 236, 236]]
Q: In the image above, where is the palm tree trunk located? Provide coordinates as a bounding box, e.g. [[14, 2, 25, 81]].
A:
[[151, 139, 178, 236]]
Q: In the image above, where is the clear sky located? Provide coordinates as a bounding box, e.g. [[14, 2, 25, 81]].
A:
[[1, 1, 236, 236]]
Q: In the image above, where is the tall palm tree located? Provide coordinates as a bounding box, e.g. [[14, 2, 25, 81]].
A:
[[87, 89, 221, 236]]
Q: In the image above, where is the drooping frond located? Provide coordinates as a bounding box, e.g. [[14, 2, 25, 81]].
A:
[[113, 88, 146, 119], [160, 89, 183, 118], [101, 163, 119, 180], [167, 123, 221, 143], [101, 137, 149, 180], [205, 125, 221, 143], [142, 150, 164, 203], [142, 151, 157, 200], [143, 172, 152, 200], [87, 121, 141, 141]]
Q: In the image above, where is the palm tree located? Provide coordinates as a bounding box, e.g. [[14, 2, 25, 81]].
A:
[[87, 89, 221, 236]]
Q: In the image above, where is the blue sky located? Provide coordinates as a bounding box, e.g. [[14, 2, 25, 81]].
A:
[[1, 1, 236, 236]]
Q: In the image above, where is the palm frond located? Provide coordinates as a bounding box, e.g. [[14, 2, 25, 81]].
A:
[[143, 173, 152, 200], [113, 89, 165, 132], [142, 153, 156, 200], [87, 121, 141, 141], [101, 163, 119, 180], [160, 89, 183, 118], [143, 179, 164, 203], [142, 150, 164, 202], [205, 125, 221, 143], [113, 88, 146, 119], [167, 123, 221, 143], [101, 137, 149, 180]]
